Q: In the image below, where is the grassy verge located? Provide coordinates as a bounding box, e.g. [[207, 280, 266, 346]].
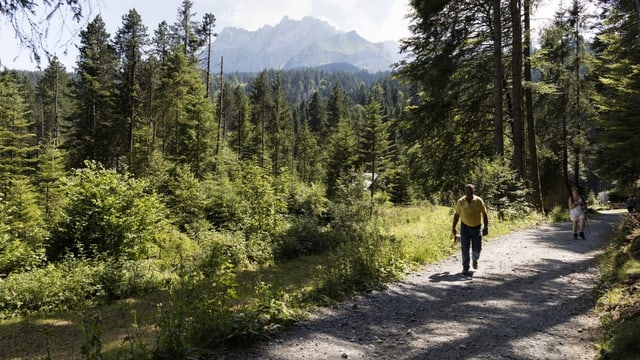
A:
[[595, 213, 640, 359], [0, 204, 546, 359]]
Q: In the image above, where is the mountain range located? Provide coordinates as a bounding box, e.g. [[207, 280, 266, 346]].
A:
[[208, 16, 404, 73]]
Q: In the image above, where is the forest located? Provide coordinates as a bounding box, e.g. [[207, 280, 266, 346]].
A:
[[1, 0, 640, 358]]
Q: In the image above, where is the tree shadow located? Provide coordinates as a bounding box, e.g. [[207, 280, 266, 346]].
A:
[[225, 211, 623, 359]]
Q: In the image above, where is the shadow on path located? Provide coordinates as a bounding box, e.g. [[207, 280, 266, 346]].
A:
[[226, 210, 624, 360]]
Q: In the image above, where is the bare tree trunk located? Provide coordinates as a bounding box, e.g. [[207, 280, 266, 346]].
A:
[[510, 0, 525, 180], [572, 6, 581, 188], [524, 0, 544, 212], [215, 56, 223, 172], [492, 0, 504, 156]]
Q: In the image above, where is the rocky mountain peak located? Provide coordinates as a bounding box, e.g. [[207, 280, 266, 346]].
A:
[[209, 16, 401, 73]]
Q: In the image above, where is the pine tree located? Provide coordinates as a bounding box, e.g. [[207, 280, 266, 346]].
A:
[[0, 73, 39, 185], [325, 117, 358, 200], [114, 9, 149, 167], [69, 15, 119, 169], [199, 12, 217, 98], [36, 56, 73, 148], [229, 84, 253, 161], [159, 50, 216, 177], [359, 101, 390, 198], [591, 0, 640, 187], [249, 70, 274, 167], [171, 0, 204, 61]]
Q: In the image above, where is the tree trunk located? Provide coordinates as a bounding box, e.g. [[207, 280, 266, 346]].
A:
[[510, 0, 525, 180], [523, 0, 544, 212], [492, 0, 504, 157]]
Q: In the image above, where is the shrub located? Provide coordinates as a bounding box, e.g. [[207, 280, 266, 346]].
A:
[[0, 238, 45, 274], [47, 162, 169, 261], [278, 217, 331, 259], [469, 158, 533, 220], [202, 175, 244, 230], [0, 257, 166, 319], [0, 259, 101, 319]]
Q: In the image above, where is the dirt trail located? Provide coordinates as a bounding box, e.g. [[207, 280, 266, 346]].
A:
[[224, 210, 625, 360]]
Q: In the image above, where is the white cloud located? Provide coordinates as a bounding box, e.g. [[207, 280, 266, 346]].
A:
[[209, 0, 313, 30]]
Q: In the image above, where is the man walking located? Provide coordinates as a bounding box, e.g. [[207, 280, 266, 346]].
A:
[[452, 184, 489, 276]]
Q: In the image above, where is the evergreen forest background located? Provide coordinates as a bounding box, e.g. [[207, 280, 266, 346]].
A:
[[1, 0, 640, 358]]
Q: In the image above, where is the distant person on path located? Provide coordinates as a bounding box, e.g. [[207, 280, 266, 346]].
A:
[[569, 186, 587, 239], [627, 196, 636, 213], [452, 184, 489, 276]]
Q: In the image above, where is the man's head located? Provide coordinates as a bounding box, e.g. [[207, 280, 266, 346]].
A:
[[465, 184, 475, 199]]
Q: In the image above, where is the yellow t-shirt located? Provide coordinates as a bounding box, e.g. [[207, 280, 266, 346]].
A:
[[455, 195, 488, 227]]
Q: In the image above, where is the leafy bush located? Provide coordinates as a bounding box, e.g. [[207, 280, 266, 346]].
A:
[[163, 164, 207, 230], [0, 258, 165, 319], [154, 246, 239, 358], [385, 165, 412, 205], [0, 238, 45, 274], [234, 164, 289, 264], [469, 158, 532, 220], [48, 162, 169, 261], [0, 259, 101, 318], [278, 217, 331, 259], [286, 181, 328, 219], [549, 205, 570, 222], [202, 175, 244, 230]]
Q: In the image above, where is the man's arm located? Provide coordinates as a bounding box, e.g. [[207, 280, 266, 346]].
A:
[[452, 213, 460, 235], [482, 213, 489, 235]]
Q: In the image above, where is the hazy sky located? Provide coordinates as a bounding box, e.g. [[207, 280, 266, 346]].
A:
[[1, 0, 559, 71], [1, 0, 413, 71]]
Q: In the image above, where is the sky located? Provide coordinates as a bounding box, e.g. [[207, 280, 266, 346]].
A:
[[0, 0, 560, 72]]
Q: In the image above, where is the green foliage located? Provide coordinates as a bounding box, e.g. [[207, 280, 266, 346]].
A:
[[154, 246, 239, 358], [0, 237, 45, 275], [469, 158, 532, 220], [590, 0, 640, 188], [326, 171, 370, 236], [80, 310, 104, 360], [325, 117, 358, 200], [0, 72, 39, 182], [312, 221, 409, 302], [0, 257, 163, 320], [0, 260, 100, 319], [235, 164, 289, 264], [228, 282, 302, 343], [0, 177, 47, 274], [385, 164, 412, 205], [549, 205, 570, 223], [201, 174, 244, 230], [279, 217, 330, 259], [596, 214, 640, 359], [277, 182, 330, 259], [163, 164, 207, 230], [48, 162, 169, 261]]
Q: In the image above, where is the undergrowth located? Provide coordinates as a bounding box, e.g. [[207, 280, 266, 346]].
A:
[[595, 213, 640, 359], [0, 204, 545, 359]]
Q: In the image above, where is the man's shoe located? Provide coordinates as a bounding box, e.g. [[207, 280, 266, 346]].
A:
[[579, 232, 585, 239], [573, 233, 578, 239], [462, 269, 471, 276], [472, 260, 478, 270]]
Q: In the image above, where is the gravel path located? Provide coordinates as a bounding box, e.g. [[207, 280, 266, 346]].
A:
[[225, 210, 624, 360]]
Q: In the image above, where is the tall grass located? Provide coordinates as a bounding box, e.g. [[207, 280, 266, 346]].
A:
[[595, 214, 640, 359], [0, 203, 547, 359]]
